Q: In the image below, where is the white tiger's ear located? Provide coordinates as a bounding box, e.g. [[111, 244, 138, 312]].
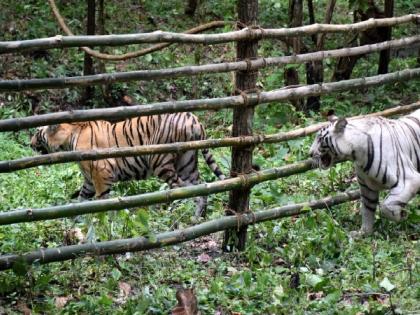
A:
[[334, 118, 348, 133], [327, 109, 339, 122]]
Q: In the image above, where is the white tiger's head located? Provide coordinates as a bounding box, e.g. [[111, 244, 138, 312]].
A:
[[31, 124, 77, 154], [309, 116, 349, 169]]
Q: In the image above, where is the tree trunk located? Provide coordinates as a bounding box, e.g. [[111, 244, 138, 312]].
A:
[[223, 0, 259, 252], [285, 0, 304, 110], [306, 0, 336, 112], [332, 1, 386, 81], [378, 0, 394, 74], [185, 0, 198, 16], [96, 0, 112, 105], [83, 0, 96, 104]]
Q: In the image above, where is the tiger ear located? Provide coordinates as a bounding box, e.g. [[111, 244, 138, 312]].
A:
[[334, 118, 348, 133], [47, 124, 60, 134], [327, 109, 339, 122]]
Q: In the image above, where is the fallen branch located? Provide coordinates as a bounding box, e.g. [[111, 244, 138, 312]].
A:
[[49, 0, 228, 61], [0, 14, 418, 53], [0, 189, 360, 270], [1, 36, 419, 91], [0, 100, 418, 173], [0, 68, 419, 132]]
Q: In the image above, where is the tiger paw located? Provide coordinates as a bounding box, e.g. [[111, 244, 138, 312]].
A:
[[380, 204, 406, 222], [350, 228, 372, 239]]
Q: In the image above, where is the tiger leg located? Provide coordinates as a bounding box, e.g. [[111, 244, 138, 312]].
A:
[[176, 150, 207, 217], [351, 178, 379, 238], [380, 179, 419, 222], [154, 154, 185, 188], [81, 161, 114, 200], [78, 179, 96, 200]]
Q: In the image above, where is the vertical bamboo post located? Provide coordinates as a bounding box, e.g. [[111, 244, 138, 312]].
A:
[[223, 0, 259, 251]]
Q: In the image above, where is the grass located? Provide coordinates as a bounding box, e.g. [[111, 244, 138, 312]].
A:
[[0, 0, 419, 313]]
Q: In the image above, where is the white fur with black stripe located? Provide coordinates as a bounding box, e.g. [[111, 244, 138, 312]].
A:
[[309, 109, 420, 237]]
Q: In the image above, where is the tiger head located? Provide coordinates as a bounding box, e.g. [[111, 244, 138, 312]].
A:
[[309, 116, 349, 169], [31, 124, 77, 154]]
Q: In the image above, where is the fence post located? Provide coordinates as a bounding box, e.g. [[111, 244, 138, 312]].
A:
[[223, 0, 259, 251]]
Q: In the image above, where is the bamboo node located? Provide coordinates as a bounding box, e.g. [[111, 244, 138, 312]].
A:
[[249, 25, 265, 40], [234, 88, 261, 107]]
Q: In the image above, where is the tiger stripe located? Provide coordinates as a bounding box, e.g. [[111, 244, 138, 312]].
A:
[[309, 109, 420, 237]]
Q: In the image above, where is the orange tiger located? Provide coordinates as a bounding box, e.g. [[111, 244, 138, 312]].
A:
[[31, 112, 225, 216]]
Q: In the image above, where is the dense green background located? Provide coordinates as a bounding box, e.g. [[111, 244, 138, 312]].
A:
[[0, 0, 419, 314]]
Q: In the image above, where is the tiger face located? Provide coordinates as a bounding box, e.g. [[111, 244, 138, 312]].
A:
[[31, 124, 76, 154], [309, 118, 348, 169]]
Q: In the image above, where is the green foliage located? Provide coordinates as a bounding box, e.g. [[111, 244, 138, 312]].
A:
[[1, 0, 420, 313]]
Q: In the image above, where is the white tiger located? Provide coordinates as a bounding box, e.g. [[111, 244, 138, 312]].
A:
[[309, 109, 420, 237]]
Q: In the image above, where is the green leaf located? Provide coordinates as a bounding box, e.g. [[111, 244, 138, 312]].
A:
[[12, 257, 30, 276], [111, 268, 122, 281], [136, 209, 149, 227], [306, 274, 324, 289], [380, 277, 395, 292], [145, 54, 153, 63]]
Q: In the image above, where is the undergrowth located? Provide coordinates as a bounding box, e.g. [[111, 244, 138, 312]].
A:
[[0, 0, 419, 314]]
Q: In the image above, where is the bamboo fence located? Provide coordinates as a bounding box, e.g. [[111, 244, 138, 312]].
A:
[[0, 100, 418, 173], [2, 36, 419, 92], [0, 159, 317, 225], [1, 68, 419, 132], [0, 11, 419, 265], [0, 14, 418, 53], [0, 189, 360, 271]]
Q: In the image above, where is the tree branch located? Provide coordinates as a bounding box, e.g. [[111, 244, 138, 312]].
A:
[[49, 0, 228, 61]]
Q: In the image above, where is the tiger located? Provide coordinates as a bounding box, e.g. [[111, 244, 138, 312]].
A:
[[309, 109, 420, 237], [31, 112, 225, 217]]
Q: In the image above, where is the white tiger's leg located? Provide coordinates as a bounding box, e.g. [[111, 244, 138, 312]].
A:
[[380, 179, 419, 222], [351, 178, 379, 238]]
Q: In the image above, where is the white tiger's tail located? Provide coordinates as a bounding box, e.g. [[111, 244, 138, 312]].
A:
[[201, 148, 226, 180]]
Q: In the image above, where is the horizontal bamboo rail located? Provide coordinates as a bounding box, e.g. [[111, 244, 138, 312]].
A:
[[0, 189, 360, 270], [0, 14, 418, 53], [0, 159, 315, 225], [2, 36, 419, 92], [1, 68, 419, 132], [1, 101, 418, 173]]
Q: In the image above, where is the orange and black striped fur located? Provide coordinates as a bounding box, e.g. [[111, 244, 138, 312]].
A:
[[31, 113, 225, 216]]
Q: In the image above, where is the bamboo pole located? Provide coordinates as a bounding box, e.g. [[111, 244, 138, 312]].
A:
[[0, 159, 315, 225], [1, 100, 418, 173], [0, 68, 419, 132], [1, 36, 419, 91], [0, 14, 417, 53], [0, 189, 360, 271]]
